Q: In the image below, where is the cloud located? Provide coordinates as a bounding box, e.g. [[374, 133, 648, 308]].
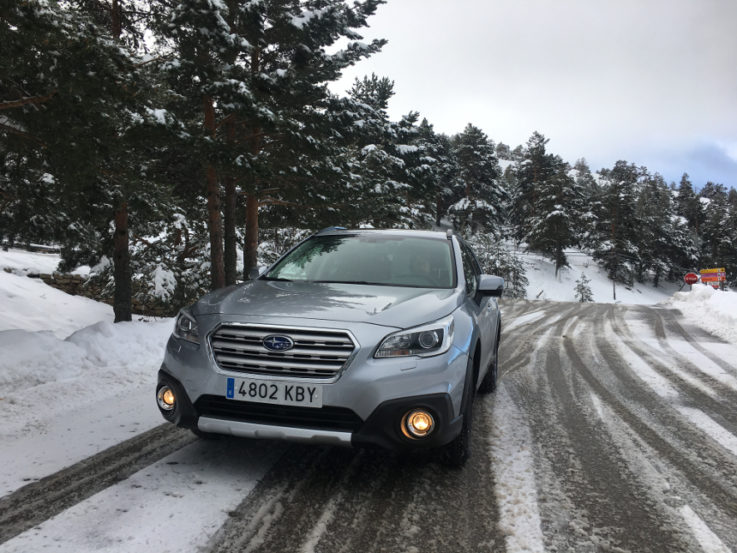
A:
[[333, 0, 737, 188]]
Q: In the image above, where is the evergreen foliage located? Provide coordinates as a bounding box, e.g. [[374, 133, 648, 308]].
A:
[[466, 233, 528, 298], [574, 273, 594, 302], [448, 124, 503, 233]]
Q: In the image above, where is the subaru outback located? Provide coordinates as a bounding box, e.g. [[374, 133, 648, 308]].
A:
[[156, 228, 503, 466]]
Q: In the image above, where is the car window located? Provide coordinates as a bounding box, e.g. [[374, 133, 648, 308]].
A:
[[264, 234, 456, 288]]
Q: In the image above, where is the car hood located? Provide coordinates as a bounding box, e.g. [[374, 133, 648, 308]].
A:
[[192, 280, 462, 329]]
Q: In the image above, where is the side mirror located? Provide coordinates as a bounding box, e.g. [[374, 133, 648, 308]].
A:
[[478, 275, 504, 297], [248, 267, 261, 280]]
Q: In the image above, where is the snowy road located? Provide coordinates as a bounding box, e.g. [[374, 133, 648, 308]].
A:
[[2, 300, 737, 552]]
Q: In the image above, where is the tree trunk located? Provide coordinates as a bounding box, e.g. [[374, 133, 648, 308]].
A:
[[111, 0, 122, 40], [242, 47, 262, 281], [204, 95, 225, 289], [244, 194, 259, 278], [113, 201, 132, 322], [223, 115, 238, 285], [110, 1, 131, 322], [224, 176, 238, 285]]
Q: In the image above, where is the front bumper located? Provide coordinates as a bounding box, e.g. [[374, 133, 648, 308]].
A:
[[156, 313, 472, 451], [158, 370, 463, 451]]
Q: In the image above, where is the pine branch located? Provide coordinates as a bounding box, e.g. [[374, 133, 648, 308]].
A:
[[0, 122, 46, 145], [134, 54, 174, 68], [0, 92, 58, 111]]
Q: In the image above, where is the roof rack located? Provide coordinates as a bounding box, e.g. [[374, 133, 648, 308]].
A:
[[317, 226, 347, 233]]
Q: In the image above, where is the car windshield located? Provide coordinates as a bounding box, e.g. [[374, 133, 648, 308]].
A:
[[263, 234, 456, 288]]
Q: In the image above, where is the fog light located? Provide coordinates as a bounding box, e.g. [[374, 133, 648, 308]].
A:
[[157, 386, 176, 411], [402, 409, 435, 439]]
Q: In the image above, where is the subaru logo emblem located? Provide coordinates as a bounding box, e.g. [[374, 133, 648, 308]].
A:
[[263, 334, 294, 351]]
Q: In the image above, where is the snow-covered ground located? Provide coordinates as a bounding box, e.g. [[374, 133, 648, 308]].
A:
[[519, 248, 681, 304], [1, 246, 736, 552]]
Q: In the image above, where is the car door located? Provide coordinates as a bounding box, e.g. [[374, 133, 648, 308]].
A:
[[458, 240, 496, 375]]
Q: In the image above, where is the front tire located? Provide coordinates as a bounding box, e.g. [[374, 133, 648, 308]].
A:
[[442, 354, 476, 467], [442, 401, 472, 468], [478, 327, 500, 394]]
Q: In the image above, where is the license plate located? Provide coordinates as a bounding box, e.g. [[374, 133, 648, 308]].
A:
[[226, 377, 323, 408]]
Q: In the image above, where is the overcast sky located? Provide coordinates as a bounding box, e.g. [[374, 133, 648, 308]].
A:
[[332, 0, 737, 189]]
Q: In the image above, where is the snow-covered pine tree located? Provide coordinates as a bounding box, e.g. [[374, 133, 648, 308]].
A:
[[1, 0, 168, 321], [510, 133, 582, 276], [413, 119, 457, 227], [510, 131, 556, 242], [525, 156, 580, 276], [675, 174, 704, 235], [448, 124, 504, 233], [570, 158, 600, 250], [591, 161, 642, 285], [574, 273, 593, 302], [699, 183, 734, 276], [337, 74, 409, 227], [157, 0, 387, 283], [466, 233, 528, 298]]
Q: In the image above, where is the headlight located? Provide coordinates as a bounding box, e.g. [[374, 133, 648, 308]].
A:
[[374, 315, 454, 358], [174, 309, 200, 344]]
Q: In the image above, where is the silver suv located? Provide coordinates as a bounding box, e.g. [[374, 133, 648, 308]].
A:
[[156, 228, 503, 466]]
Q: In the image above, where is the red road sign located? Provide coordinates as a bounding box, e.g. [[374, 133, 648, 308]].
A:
[[684, 273, 699, 285]]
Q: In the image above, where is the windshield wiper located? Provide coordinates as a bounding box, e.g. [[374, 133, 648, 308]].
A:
[[260, 276, 293, 282], [312, 280, 384, 286]]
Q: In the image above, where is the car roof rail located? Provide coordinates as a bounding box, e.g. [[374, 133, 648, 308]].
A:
[[317, 226, 347, 234], [446, 228, 455, 239]]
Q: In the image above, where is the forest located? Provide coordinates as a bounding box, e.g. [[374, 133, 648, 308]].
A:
[[2, 0, 736, 321]]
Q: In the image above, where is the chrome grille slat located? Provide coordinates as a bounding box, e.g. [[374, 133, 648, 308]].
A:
[[216, 354, 344, 371], [215, 328, 353, 346], [210, 325, 356, 379], [211, 340, 352, 358]]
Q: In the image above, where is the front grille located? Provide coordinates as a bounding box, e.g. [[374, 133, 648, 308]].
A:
[[210, 324, 356, 379], [195, 395, 363, 432]]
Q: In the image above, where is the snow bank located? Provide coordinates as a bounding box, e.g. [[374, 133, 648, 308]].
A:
[[0, 249, 114, 338], [665, 284, 737, 344], [0, 319, 173, 429], [0, 248, 173, 439]]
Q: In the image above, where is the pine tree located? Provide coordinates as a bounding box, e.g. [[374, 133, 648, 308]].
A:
[[525, 157, 580, 276], [675, 173, 704, 235], [156, 0, 387, 282], [510, 131, 556, 240], [571, 158, 600, 249], [591, 161, 641, 285], [700, 183, 734, 275], [448, 124, 504, 233], [512, 133, 581, 276], [574, 273, 594, 302], [466, 233, 528, 298], [1, 0, 167, 321]]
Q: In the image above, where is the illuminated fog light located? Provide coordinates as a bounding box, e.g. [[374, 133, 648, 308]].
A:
[[402, 409, 435, 439], [157, 386, 176, 411]]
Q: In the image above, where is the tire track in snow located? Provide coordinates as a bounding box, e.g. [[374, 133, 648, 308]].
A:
[[510, 305, 692, 552], [606, 309, 737, 463], [612, 307, 737, 422], [0, 424, 194, 544], [570, 321, 737, 528], [208, 401, 503, 553]]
